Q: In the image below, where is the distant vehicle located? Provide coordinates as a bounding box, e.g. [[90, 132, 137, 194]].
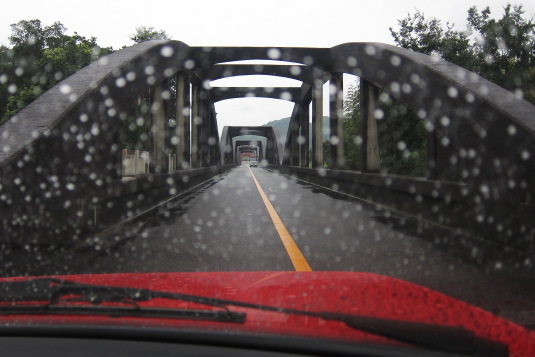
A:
[[250, 158, 258, 167]]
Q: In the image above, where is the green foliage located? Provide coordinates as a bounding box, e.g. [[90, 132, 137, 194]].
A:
[[123, 98, 151, 151], [390, 10, 477, 70], [341, 84, 426, 176], [130, 26, 171, 43], [343, 84, 361, 170], [322, 140, 330, 168], [377, 94, 427, 177], [370, 3, 535, 177], [40, 34, 112, 79], [3, 85, 44, 120], [0, 20, 113, 125], [467, 4, 535, 102], [390, 4, 535, 103]]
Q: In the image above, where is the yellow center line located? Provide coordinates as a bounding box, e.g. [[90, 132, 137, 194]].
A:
[[248, 166, 312, 272]]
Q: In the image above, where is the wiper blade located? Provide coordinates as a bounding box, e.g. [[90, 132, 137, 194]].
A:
[[0, 305, 245, 323], [0, 278, 244, 323], [0, 278, 507, 356], [0, 278, 227, 307]]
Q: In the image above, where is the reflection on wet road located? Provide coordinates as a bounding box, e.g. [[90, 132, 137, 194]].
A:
[[4, 165, 535, 328]]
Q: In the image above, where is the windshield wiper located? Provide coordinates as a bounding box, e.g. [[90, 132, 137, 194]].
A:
[[0, 278, 507, 356], [0, 278, 245, 323]]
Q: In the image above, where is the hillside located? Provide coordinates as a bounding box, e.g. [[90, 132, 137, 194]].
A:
[[261, 116, 330, 143], [233, 116, 330, 144]]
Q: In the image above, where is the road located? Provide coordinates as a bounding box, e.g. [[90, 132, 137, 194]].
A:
[[8, 165, 535, 327]]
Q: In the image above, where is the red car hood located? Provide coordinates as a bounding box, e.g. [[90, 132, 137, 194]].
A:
[[0, 271, 533, 355]]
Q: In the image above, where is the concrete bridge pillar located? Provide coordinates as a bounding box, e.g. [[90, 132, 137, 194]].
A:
[[273, 134, 279, 164], [360, 79, 381, 173], [267, 132, 276, 164], [311, 81, 324, 168], [299, 88, 310, 167], [175, 72, 191, 169], [191, 82, 201, 168], [329, 73, 344, 169], [149, 83, 168, 173], [208, 102, 219, 166], [199, 89, 210, 167], [290, 118, 300, 166]]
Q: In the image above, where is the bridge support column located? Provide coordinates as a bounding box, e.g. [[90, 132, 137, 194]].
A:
[[329, 73, 344, 169], [290, 118, 300, 166], [267, 132, 276, 164], [149, 83, 168, 173], [175, 72, 190, 169], [360, 79, 381, 173], [199, 90, 210, 167], [311, 82, 323, 168], [266, 134, 272, 164], [208, 102, 219, 166], [191, 83, 202, 168], [299, 91, 310, 167], [220, 126, 231, 164]]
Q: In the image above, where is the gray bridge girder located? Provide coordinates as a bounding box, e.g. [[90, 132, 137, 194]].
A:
[[189, 46, 332, 72], [196, 64, 330, 85], [210, 87, 302, 104]]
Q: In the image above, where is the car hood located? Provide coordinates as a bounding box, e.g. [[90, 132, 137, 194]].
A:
[[0, 271, 533, 355]]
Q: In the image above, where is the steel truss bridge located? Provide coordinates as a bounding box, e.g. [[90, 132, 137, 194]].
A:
[[1, 40, 534, 260]]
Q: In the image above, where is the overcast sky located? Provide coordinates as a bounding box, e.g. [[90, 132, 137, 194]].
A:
[[1, 0, 534, 132]]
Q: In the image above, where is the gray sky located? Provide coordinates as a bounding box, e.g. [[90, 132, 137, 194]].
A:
[[1, 0, 534, 132]]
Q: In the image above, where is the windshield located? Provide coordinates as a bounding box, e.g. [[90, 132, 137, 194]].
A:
[[0, 1, 534, 356]]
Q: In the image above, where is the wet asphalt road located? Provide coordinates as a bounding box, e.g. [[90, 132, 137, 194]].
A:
[[7, 165, 535, 327]]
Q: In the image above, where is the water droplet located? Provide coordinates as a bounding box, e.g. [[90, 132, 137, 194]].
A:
[[161, 46, 174, 57], [60, 84, 72, 94], [267, 48, 281, 59]]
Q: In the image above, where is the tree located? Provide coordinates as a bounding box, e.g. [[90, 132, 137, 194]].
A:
[[362, 3, 535, 177], [467, 4, 535, 102], [389, 10, 476, 70], [130, 26, 171, 43], [390, 4, 535, 104], [0, 20, 113, 125]]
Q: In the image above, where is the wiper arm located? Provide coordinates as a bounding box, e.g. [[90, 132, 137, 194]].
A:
[[0, 305, 245, 323], [0, 278, 229, 307], [0, 278, 245, 323], [0, 278, 507, 356]]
